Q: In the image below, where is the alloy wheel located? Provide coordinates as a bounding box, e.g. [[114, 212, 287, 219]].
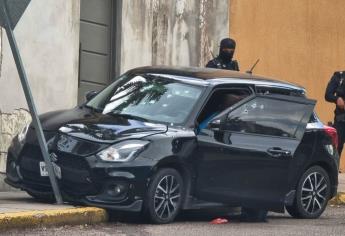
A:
[[301, 171, 328, 214], [154, 175, 181, 220]]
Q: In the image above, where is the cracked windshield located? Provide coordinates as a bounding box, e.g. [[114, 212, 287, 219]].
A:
[[86, 74, 204, 125]]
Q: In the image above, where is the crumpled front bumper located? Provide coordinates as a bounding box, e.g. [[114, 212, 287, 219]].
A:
[[5, 144, 153, 212], [5, 177, 144, 212]]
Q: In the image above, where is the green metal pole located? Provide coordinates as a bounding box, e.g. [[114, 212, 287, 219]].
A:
[[2, 1, 63, 204]]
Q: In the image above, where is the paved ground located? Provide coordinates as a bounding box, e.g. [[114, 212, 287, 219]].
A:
[[3, 205, 345, 236], [0, 192, 74, 213]]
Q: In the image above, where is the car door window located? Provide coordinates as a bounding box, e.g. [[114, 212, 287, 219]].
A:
[[196, 88, 251, 132], [225, 96, 311, 139]]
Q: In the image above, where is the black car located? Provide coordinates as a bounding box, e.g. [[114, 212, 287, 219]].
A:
[[5, 66, 339, 223]]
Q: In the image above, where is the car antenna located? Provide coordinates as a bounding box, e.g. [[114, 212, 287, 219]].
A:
[[246, 59, 260, 75]]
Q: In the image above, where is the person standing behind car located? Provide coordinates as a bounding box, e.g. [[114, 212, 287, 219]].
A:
[[325, 70, 345, 156], [206, 38, 267, 222], [206, 38, 240, 71]]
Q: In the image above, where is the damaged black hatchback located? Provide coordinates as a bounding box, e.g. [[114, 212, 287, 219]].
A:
[[5, 66, 339, 223]]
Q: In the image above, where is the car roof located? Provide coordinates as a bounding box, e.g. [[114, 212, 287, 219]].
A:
[[127, 66, 305, 92]]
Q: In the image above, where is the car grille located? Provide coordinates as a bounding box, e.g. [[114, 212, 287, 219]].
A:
[[19, 144, 100, 196]]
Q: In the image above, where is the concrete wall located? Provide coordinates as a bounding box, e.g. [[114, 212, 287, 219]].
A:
[[119, 0, 229, 73], [229, 0, 345, 124], [0, 109, 31, 191], [229, 0, 345, 170], [0, 0, 80, 114]]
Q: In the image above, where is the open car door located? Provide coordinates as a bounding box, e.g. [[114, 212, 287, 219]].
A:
[[196, 94, 316, 211]]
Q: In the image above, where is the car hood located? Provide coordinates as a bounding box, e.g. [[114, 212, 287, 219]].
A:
[[38, 108, 168, 143]]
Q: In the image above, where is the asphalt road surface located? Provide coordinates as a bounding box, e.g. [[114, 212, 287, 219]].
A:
[[3, 205, 345, 236]]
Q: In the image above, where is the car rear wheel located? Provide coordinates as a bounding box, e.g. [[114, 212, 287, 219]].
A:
[[144, 168, 184, 224], [286, 166, 331, 219]]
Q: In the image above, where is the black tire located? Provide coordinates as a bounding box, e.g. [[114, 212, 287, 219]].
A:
[[285, 203, 300, 218], [26, 190, 56, 203], [286, 166, 331, 219], [144, 168, 184, 224]]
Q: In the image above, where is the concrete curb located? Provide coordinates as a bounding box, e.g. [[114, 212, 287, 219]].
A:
[[329, 192, 345, 205], [0, 207, 108, 231]]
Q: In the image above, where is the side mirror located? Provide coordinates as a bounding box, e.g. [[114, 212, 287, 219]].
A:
[[85, 91, 98, 102], [208, 119, 221, 130]]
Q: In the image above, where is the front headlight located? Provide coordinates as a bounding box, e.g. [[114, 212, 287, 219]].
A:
[[18, 124, 30, 143], [97, 140, 149, 162]]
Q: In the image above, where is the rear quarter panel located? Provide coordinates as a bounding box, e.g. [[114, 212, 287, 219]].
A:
[[289, 128, 339, 197]]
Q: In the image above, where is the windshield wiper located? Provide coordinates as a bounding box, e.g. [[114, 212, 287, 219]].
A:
[[111, 113, 149, 122]]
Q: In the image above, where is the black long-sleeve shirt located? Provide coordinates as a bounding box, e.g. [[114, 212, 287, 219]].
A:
[[206, 57, 240, 71], [325, 71, 345, 116]]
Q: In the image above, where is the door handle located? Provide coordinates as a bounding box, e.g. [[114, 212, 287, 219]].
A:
[[267, 147, 291, 158]]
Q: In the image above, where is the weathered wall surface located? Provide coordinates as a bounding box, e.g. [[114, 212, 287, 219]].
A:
[[0, 110, 31, 172], [0, 0, 81, 114], [0, 109, 31, 191], [229, 0, 345, 124], [120, 0, 229, 73]]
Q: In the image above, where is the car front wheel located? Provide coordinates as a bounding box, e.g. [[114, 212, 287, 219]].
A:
[[144, 168, 184, 224], [286, 166, 331, 219]]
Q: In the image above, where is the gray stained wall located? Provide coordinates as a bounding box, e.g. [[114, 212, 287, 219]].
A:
[[0, 0, 81, 114], [120, 0, 229, 73], [0, 0, 229, 112]]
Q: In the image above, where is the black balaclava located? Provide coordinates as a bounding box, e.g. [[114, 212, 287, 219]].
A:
[[219, 38, 236, 62]]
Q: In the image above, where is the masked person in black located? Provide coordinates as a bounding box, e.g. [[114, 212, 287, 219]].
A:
[[206, 38, 240, 71], [325, 71, 345, 156], [206, 38, 267, 222]]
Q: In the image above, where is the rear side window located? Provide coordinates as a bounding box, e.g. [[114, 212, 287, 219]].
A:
[[225, 97, 308, 138], [256, 87, 304, 97]]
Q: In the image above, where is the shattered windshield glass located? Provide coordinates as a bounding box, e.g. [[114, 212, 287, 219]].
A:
[[86, 73, 204, 125]]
